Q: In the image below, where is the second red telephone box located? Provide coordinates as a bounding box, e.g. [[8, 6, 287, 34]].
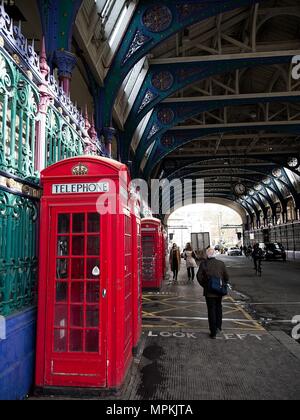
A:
[[141, 218, 163, 290], [35, 156, 141, 390]]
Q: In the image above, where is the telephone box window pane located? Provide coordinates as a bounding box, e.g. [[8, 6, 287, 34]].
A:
[[54, 330, 67, 353], [87, 283, 100, 303], [87, 259, 100, 280], [73, 214, 85, 233], [70, 306, 84, 327], [88, 214, 100, 233], [71, 282, 84, 303], [58, 214, 70, 234], [70, 330, 83, 352], [85, 330, 99, 353], [86, 306, 99, 327], [57, 237, 69, 256], [87, 236, 100, 256], [55, 305, 68, 328], [71, 259, 84, 279], [56, 259, 69, 279], [72, 236, 85, 256], [56, 283, 68, 302]]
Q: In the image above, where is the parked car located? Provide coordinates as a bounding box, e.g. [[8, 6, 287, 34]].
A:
[[259, 243, 287, 261], [227, 247, 243, 256]]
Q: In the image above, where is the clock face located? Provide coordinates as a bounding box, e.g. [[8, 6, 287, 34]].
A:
[[234, 183, 246, 196], [287, 157, 299, 168]]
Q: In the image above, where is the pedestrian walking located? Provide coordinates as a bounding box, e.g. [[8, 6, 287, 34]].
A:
[[252, 243, 263, 274], [197, 248, 229, 339], [169, 243, 181, 283], [183, 243, 198, 282]]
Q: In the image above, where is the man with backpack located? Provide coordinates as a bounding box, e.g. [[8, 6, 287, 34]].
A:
[[252, 243, 264, 272], [197, 248, 229, 339]]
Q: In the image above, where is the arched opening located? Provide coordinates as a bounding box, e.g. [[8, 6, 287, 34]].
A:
[[167, 203, 243, 252]]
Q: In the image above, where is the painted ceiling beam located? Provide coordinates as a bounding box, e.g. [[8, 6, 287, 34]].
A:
[[166, 167, 299, 205], [102, 0, 264, 126], [143, 121, 300, 178], [134, 91, 300, 164], [123, 50, 298, 153]]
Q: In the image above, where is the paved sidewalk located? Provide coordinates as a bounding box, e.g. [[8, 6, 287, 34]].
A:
[[122, 267, 300, 400], [31, 264, 300, 400]]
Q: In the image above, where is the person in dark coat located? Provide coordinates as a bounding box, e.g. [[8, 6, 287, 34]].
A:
[[197, 248, 229, 339], [169, 243, 181, 283]]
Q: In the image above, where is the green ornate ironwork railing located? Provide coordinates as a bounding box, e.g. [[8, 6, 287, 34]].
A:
[[0, 3, 101, 317], [46, 104, 85, 167], [0, 190, 38, 316], [0, 48, 40, 182]]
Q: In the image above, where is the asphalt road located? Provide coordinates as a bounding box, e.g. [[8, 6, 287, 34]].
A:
[[220, 255, 300, 337]]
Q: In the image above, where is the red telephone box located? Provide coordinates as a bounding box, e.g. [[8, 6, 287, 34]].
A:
[[141, 218, 163, 290], [161, 228, 167, 279], [35, 156, 141, 390], [131, 198, 142, 349]]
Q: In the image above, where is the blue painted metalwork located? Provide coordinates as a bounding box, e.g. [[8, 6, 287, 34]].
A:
[[133, 94, 300, 164], [125, 54, 295, 156], [164, 164, 295, 214], [37, 0, 83, 60], [103, 0, 263, 126], [143, 122, 300, 178]]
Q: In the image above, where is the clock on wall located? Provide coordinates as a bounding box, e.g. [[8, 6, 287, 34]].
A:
[[287, 157, 299, 169], [234, 183, 246, 196]]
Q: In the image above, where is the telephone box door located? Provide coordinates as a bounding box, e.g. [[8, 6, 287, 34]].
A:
[[44, 207, 107, 387]]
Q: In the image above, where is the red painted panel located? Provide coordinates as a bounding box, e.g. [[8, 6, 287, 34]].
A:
[[141, 218, 163, 290], [35, 157, 140, 390]]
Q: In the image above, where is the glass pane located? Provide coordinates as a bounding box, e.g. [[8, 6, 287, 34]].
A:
[[69, 330, 83, 352], [56, 283, 68, 302], [71, 282, 84, 303], [56, 259, 69, 279], [54, 330, 67, 353], [70, 306, 84, 327], [87, 283, 100, 303], [57, 237, 69, 256], [72, 236, 85, 256], [58, 214, 70, 234], [55, 305, 68, 328], [87, 236, 100, 256], [85, 330, 99, 353], [86, 306, 99, 327], [71, 259, 84, 279], [87, 259, 100, 280], [88, 214, 100, 233], [73, 214, 85, 233]]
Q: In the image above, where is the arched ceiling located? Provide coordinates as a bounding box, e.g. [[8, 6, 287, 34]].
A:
[[104, 0, 300, 218], [24, 0, 300, 219]]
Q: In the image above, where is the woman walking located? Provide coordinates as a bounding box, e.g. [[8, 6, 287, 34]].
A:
[[169, 243, 181, 283], [183, 243, 198, 282]]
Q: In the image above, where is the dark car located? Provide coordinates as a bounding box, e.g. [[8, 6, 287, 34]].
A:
[[260, 243, 287, 261]]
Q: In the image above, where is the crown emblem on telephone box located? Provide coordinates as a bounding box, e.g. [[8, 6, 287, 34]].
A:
[[72, 163, 89, 176]]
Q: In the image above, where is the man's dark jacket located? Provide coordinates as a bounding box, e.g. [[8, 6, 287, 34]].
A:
[[197, 258, 229, 298]]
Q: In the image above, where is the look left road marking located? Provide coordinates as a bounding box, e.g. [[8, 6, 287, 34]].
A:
[[148, 331, 265, 341]]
